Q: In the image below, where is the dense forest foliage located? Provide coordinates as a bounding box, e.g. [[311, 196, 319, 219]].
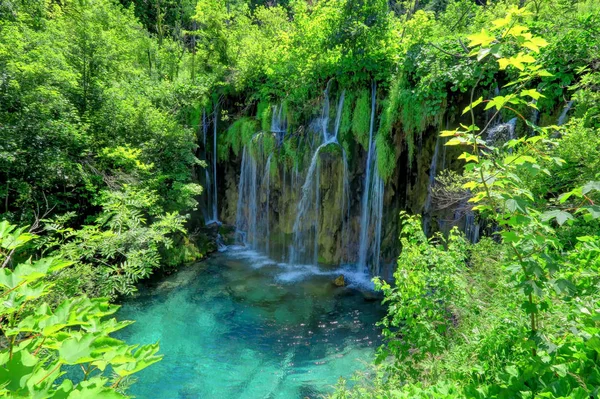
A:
[[1, 0, 599, 397]]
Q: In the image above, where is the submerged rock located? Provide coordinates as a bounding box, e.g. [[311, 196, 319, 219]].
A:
[[362, 290, 380, 302], [333, 275, 345, 287]]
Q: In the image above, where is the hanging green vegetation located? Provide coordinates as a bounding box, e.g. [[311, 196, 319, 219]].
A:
[[241, 118, 260, 146], [340, 91, 355, 163], [352, 89, 371, 150], [222, 118, 246, 158], [375, 133, 396, 182]]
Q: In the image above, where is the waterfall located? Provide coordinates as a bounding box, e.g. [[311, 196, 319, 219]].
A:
[[290, 88, 347, 265], [290, 141, 326, 265], [201, 105, 220, 225], [357, 81, 384, 275], [422, 133, 442, 236], [557, 100, 574, 126], [271, 104, 287, 144], [341, 150, 351, 264], [232, 83, 386, 277], [262, 154, 272, 255], [212, 107, 219, 222], [464, 211, 480, 243], [201, 109, 212, 224], [235, 146, 257, 246], [321, 80, 332, 142], [235, 140, 273, 254], [487, 117, 517, 146]]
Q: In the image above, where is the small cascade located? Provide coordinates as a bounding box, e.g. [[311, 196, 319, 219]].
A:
[[235, 140, 273, 254], [463, 116, 517, 242], [200, 105, 220, 225], [216, 233, 228, 252], [262, 154, 272, 255], [557, 100, 574, 126], [212, 107, 219, 223], [290, 88, 347, 265], [235, 146, 258, 246], [271, 104, 287, 144], [464, 211, 480, 243], [357, 81, 384, 275], [531, 99, 540, 128], [487, 117, 517, 146], [200, 108, 221, 225], [369, 169, 384, 276], [201, 109, 213, 224], [341, 150, 351, 264], [422, 133, 442, 236]]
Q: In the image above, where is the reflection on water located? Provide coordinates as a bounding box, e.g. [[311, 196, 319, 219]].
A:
[[116, 248, 385, 399]]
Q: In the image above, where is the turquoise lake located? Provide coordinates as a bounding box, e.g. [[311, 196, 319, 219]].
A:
[[116, 248, 385, 399]]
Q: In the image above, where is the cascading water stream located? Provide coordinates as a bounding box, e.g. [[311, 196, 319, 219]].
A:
[[422, 133, 442, 236], [202, 105, 220, 225], [262, 154, 272, 255], [290, 88, 347, 266], [201, 109, 213, 224], [212, 107, 219, 223], [235, 138, 274, 256], [235, 146, 257, 246], [557, 100, 574, 126], [357, 81, 384, 275], [271, 104, 287, 144]]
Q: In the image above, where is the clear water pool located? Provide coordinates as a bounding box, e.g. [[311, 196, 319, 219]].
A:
[[116, 248, 385, 399]]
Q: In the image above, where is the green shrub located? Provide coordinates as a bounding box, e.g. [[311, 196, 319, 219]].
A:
[[0, 221, 161, 398]]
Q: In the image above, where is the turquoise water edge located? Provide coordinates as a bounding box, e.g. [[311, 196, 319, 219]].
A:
[[116, 248, 385, 399]]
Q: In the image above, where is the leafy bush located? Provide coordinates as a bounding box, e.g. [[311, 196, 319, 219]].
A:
[[0, 221, 161, 398], [375, 213, 469, 377], [44, 187, 186, 299]]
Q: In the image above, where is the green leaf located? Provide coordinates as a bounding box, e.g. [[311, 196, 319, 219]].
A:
[[580, 205, 600, 219], [59, 334, 97, 364], [440, 130, 457, 137], [467, 29, 496, 48], [540, 210, 573, 226], [586, 336, 600, 353], [484, 96, 507, 111], [501, 231, 519, 243], [458, 152, 479, 163], [520, 89, 544, 100], [582, 181, 600, 194], [462, 97, 483, 115], [446, 138, 464, 146]]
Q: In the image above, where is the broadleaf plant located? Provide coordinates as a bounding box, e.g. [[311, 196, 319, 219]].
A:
[[0, 221, 161, 398]]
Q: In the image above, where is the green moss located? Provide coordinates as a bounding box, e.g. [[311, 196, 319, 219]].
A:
[[162, 234, 204, 266], [340, 92, 353, 137], [256, 100, 269, 120], [406, 130, 415, 164], [261, 104, 272, 132], [282, 137, 300, 170], [379, 79, 401, 140], [226, 118, 244, 156], [321, 142, 342, 156], [262, 132, 275, 155], [376, 133, 396, 182], [352, 89, 371, 150], [241, 118, 259, 145]]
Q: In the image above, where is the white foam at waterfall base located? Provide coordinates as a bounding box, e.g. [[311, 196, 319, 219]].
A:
[[226, 247, 375, 290]]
